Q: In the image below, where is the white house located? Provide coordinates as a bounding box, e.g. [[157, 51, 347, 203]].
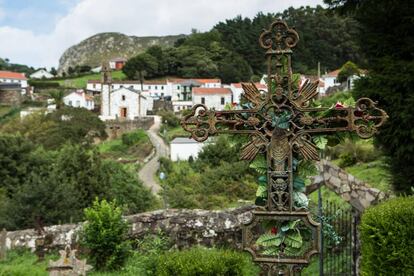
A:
[[0, 70, 28, 94], [170, 137, 206, 161], [30, 69, 54, 79], [87, 77, 223, 113], [64, 90, 95, 110], [321, 69, 366, 93], [229, 83, 267, 104], [100, 86, 151, 121], [192, 87, 232, 110]]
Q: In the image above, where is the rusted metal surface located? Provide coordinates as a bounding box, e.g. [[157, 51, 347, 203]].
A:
[[181, 19, 387, 275]]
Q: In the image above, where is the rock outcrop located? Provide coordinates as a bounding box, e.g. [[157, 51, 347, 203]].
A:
[[58, 32, 184, 75]]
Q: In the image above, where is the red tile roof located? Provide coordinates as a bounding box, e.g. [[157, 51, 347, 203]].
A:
[[325, 69, 341, 77], [195, 78, 221, 83], [0, 70, 27, 80], [231, 82, 267, 89], [193, 87, 231, 95]]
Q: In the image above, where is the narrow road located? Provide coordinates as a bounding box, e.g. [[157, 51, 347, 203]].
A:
[[138, 116, 169, 195]]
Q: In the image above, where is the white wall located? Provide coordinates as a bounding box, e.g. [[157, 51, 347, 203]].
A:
[[100, 87, 149, 120], [30, 70, 53, 79], [64, 92, 95, 110], [192, 94, 231, 110], [170, 141, 205, 161], [172, 100, 192, 112]]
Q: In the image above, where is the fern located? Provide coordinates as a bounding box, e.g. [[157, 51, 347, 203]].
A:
[[250, 155, 267, 175]]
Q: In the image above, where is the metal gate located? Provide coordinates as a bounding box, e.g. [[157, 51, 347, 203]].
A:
[[317, 193, 358, 276]]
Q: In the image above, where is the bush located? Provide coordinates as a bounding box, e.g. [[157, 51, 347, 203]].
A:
[[326, 139, 380, 167], [28, 80, 60, 88], [121, 130, 147, 146], [360, 196, 414, 275], [158, 110, 180, 128], [149, 247, 259, 276], [81, 199, 131, 271]]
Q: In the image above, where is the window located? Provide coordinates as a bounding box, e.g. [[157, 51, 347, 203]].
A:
[[120, 85, 124, 88], [221, 97, 225, 105], [201, 97, 205, 104], [129, 85, 133, 89], [148, 85, 151, 89], [69, 100, 72, 106], [161, 86, 164, 90], [155, 86, 158, 90], [177, 85, 180, 90], [161, 93, 164, 97], [122, 95, 126, 101], [93, 84, 96, 89], [111, 85, 114, 89], [76, 100, 80, 107]]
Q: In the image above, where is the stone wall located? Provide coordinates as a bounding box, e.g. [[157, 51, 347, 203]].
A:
[[4, 206, 254, 251], [105, 117, 154, 139], [2, 160, 388, 254], [312, 160, 388, 212], [0, 89, 22, 105]]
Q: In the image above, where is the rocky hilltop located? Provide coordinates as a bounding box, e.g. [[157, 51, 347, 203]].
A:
[[58, 32, 184, 74]]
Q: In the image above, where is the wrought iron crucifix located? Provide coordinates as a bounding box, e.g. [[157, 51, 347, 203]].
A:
[[181, 20, 387, 275]]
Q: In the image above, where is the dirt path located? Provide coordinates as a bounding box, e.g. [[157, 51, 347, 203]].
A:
[[138, 116, 169, 195]]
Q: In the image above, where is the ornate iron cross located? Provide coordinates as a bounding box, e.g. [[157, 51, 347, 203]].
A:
[[181, 20, 387, 275]]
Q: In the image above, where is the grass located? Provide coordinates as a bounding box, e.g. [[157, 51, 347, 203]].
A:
[[98, 129, 153, 163], [0, 105, 21, 125], [45, 71, 126, 89], [0, 249, 57, 276], [343, 159, 392, 192]]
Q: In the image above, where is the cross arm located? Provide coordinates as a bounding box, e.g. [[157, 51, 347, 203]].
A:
[[294, 98, 388, 139], [290, 98, 388, 161], [181, 104, 263, 142]]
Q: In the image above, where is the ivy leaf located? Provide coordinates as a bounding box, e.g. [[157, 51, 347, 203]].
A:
[[297, 160, 318, 178], [256, 233, 283, 247], [250, 156, 267, 175], [313, 136, 328, 150], [293, 176, 305, 192], [256, 183, 267, 197], [343, 97, 356, 108], [293, 191, 309, 208], [258, 175, 267, 184]]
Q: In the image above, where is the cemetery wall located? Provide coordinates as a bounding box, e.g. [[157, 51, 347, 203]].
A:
[[105, 116, 154, 139], [2, 160, 387, 256], [3, 206, 255, 251]]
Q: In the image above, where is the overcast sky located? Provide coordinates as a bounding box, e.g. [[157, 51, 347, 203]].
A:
[[0, 0, 323, 69]]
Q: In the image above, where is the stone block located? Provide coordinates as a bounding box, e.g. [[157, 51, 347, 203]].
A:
[[330, 177, 341, 188], [342, 193, 351, 202]]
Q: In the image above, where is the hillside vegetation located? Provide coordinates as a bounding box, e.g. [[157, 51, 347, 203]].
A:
[[58, 32, 185, 75]]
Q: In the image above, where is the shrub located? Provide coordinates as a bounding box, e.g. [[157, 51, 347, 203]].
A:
[[158, 110, 180, 128], [360, 196, 414, 275], [81, 199, 131, 271], [121, 130, 147, 146], [149, 247, 259, 276]]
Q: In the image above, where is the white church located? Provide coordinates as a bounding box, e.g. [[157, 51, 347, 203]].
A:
[[99, 63, 152, 121]]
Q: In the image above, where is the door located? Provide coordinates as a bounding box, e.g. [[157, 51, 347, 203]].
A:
[[120, 107, 127, 118]]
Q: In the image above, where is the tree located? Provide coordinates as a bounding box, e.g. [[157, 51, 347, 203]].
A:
[[326, 0, 414, 193], [50, 67, 57, 76], [122, 53, 158, 90], [337, 61, 360, 83], [214, 6, 362, 75], [48, 90, 65, 109]]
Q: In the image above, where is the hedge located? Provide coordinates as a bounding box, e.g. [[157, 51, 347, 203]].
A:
[[360, 196, 414, 275], [148, 247, 259, 276]]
